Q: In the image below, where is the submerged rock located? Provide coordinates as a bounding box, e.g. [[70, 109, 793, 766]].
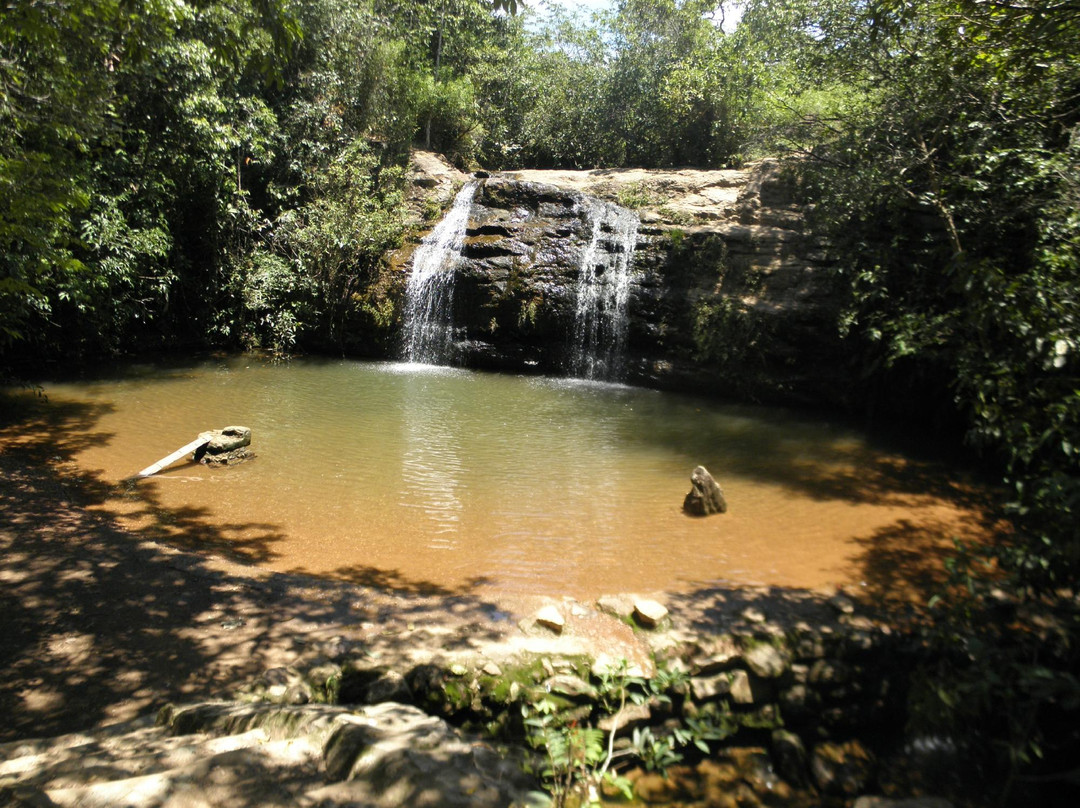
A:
[[199, 447, 255, 467], [683, 465, 728, 516]]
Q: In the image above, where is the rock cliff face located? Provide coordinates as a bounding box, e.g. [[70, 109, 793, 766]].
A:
[[398, 153, 850, 405]]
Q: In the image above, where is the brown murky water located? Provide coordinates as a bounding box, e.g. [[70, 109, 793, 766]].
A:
[[12, 356, 1000, 604]]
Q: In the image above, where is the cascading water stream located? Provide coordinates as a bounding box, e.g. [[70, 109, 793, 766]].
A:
[[402, 182, 478, 364], [569, 198, 640, 380]]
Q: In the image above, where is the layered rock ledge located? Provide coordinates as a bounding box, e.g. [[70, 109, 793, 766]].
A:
[[396, 152, 849, 405]]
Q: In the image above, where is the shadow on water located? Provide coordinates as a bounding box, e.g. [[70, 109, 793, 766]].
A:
[[292, 563, 496, 600], [0, 390, 508, 744], [612, 389, 998, 508], [0, 368, 1009, 747]]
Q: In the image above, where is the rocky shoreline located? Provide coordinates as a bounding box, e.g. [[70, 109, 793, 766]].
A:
[[1, 438, 955, 807]]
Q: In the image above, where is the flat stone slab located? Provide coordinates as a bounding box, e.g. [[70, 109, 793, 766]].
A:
[[534, 605, 565, 633], [633, 599, 669, 628]]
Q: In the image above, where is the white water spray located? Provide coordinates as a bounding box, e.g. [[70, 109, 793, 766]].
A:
[[570, 199, 639, 380], [402, 182, 478, 364]]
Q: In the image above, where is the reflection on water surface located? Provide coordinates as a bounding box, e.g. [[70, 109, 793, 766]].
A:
[[12, 356, 1000, 603]]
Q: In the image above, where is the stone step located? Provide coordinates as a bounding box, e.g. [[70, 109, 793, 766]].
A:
[[2, 727, 271, 791], [0, 715, 158, 762], [1, 700, 540, 808], [42, 738, 323, 808]]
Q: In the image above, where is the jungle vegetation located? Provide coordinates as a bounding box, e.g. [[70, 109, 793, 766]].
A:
[[2, 1, 1078, 800]]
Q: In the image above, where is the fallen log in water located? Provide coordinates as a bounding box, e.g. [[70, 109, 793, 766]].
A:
[[136, 426, 252, 478], [136, 436, 211, 478]]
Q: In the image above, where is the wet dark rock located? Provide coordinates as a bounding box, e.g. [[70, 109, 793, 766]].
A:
[[771, 729, 811, 787], [683, 465, 728, 516], [199, 447, 255, 467], [398, 161, 850, 403], [811, 739, 875, 796], [742, 642, 789, 678], [366, 670, 413, 705], [853, 797, 953, 808]]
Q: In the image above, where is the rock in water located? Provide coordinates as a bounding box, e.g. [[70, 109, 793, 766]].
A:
[[203, 425, 252, 454], [193, 426, 254, 467], [682, 465, 727, 516]]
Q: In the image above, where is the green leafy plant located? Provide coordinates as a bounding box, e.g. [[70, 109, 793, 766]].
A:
[[616, 181, 659, 210], [630, 726, 682, 773], [521, 660, 644, 807]]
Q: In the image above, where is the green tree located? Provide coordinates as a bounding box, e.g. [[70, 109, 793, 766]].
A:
[[0, 0, 126, 353], [0, 0, 301, 364], [742, 1, 1080, 790]]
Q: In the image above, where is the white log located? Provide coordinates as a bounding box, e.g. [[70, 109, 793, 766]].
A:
[[136, 436, 210, 478]]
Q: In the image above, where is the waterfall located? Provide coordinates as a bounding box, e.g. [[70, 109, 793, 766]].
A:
[[402, 182, 478, 364], [569, 199, 640, 380]]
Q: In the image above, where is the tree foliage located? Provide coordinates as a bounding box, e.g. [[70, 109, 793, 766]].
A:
[[2, 0, 1079, 798], [738, 1, 1080, 791]]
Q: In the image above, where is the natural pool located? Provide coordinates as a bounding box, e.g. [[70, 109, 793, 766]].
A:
[[9, 355, 1000, 604]]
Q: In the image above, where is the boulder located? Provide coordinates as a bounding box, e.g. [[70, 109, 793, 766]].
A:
[[728, 670, 757, 704], [543, 675, 597, 699], [597, 701, 652, 733], [691, 672, 734, 701], [682, 466, 727, 516], [596, 594, 636, 618], [203, 425, 252, 454], [194, 426, 253, 466], [743, 642, 790, 679], [535, 605, 565, 633], [771, 729, 810, 787], [811, 740, 875, 796], [632, 599, 669, 628], [319, 702, 537, 806], [366, 671, 413, 705]]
